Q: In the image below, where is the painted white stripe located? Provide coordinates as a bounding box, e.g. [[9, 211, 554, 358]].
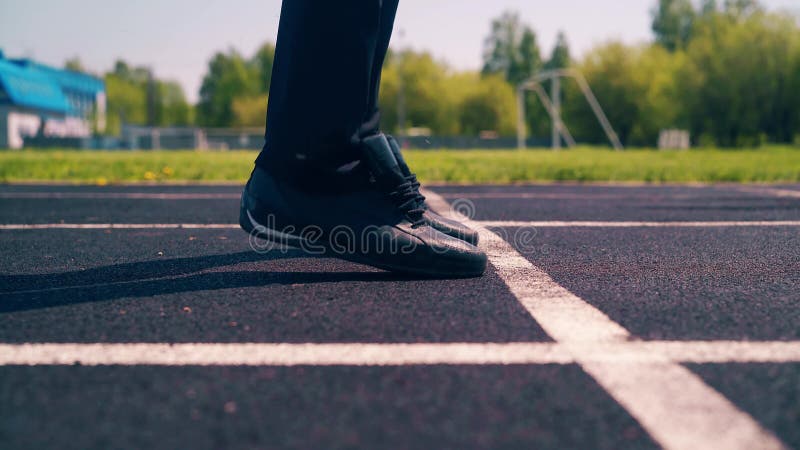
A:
[[550, 341, 800, 364], [442, 192, 629, 200], [442, 186, 800, 201], [578, 360, 781, 450], [2, 341, 798, 367], [0, 343, 570, 366], [478, 220, 800, 228], [0, 192, 240, 200], [4, 220, 800, 231], [0, 181, 245, 187], [734, 186, 800, 199], [2, 191, 608, 200], [0, 223, 239, 230], [422, 189, 786, 450], [628, 341, 800, 364]]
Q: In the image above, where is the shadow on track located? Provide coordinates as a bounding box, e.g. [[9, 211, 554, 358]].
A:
[[0, 251, 416, 313]]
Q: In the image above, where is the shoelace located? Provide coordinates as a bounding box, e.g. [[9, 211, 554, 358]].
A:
[[404, 174, 428, 208], [389, 179, 427, 228]]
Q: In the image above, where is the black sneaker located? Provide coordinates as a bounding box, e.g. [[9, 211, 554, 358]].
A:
[[386, 135, 480, 245], [240, 134, 487, 278]]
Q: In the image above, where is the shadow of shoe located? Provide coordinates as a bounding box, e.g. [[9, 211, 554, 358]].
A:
[[0, 250, 422, 313]]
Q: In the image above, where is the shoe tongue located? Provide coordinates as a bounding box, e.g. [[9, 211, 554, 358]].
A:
[[386, 135, 412, 177], [361, 134, 408, 189]]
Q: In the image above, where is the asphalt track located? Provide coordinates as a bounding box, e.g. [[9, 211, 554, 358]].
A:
[[1, 183, 798, 449]]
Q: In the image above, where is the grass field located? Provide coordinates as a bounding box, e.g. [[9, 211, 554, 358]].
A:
[[1, 146, 799, 184]]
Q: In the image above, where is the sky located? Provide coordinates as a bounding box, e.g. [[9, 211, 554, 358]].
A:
[[1, 0, 798, 103]]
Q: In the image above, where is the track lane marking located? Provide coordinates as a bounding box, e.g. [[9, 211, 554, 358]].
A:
[[0, 189, 792, 448], [422, 189, 786, 450], [479, 220, 800, 227], [0, 224, 240, 230], [3, 220, 800, 230], [0, 192, 241, 200], [631, 341, 800, 363], [734, 186, 800, 199], [0, 343, 570, 366], [1, 341, 798, 366], [441, 192, 699, 200]]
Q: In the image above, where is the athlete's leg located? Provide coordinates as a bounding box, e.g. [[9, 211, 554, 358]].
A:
[[359, 0, 400, 140], [242, 0, 485, 277], [255, 0, 385, 181]]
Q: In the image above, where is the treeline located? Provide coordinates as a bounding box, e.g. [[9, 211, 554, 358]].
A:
[[195, 43, 275, 127], [64, 58, 195, 135], [68, 46, 274, 135], [103, 61, 193, 135], [568, 0, 800, 147], [476, 0, 800, 147], [84, 0, 800, 147], [190, 11, 571, 137]]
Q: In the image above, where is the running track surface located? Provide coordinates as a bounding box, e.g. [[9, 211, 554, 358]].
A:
[[1, 183, 799, 450]]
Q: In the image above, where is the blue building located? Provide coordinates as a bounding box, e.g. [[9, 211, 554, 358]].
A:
[[0, 50, 106, 148]]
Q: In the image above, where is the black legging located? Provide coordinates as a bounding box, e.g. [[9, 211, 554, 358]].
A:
[[255, 0, 400, 180]]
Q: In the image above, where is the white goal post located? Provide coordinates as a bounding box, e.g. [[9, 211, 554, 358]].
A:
[[517, 69, 624, 151]]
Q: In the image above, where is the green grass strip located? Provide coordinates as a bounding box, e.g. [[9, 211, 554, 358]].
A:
[[1, 147, 799, 184]]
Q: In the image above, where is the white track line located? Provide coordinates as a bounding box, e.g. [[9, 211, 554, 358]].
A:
[[734, 186, 800, 199], [0, 191, 792, 448], [0, 192, 240, 200], [629, 341, 800, 364], [0, 343, 570, 366], [440, 192, 719, 200], [478, 220, 800, 228], [436, 192, 631, 200], [0, 224, 239, 230], [4, 220, 800, 230], [2, 341, 798, 367], [422, 189, 786, 450], [442, 187, 800, 201]]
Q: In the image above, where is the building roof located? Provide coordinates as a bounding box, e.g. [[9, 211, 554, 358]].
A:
[[0, 58, 70, 113], [22, 60, 105, 95], [0, 51, 105, 114]]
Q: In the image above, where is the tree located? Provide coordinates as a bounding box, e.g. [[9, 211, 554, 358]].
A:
[[191, 41, 275, 128], [480, 12, 544, 139], [157, 81, 192, 126], [565, 42, 642, 145], [516, 29, 541, 83], [482, 11, 541, 85], [379, 50, 460, 135], [252, 43, 276, 93], [678, 9, 798, 146], [530, 32, 572, 142], [723, 0, 762, 19], [458, 74, 518, 136], [104, 72, 147, 135], [562, 42, 684, 146], [378, 49, 518, 136], [544, 32, 571, 70], [103, 60, 193, 134], [111, 60, 150, 85], [651, 0, 696, 51], [700, 0, 719, 16], [196, 49, 260, 127], [629, 45, 685, 145], [232, 95, 268, 128], [64, 57, 86, 73]]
